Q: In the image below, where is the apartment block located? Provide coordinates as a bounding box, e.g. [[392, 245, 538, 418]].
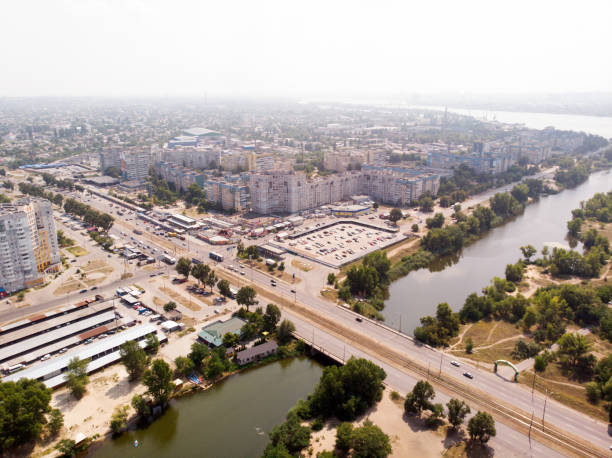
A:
[[154, 161, 205, 191], [427, 151, 515, 174], [120, 150, 151, 181], [323, 151, 366, 172], [205, 179, 250, 212], [0, 198, 61, 293], [99, 150, 121, 174], [248, 152, 275, 172], [361, 165, 440, 205], [162, 146, 220, 169]]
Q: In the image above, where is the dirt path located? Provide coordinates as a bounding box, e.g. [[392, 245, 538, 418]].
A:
[[474, 334, 525, 351], [485, 322, 499, 344], [449, 324, 473, 350]]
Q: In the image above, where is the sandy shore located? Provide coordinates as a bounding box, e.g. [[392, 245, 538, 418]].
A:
[[309, 390, 450, 457]]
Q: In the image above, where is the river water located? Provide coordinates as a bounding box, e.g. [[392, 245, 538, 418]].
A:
[[91, 357, 323, 458], [412, 105, 612, 139], [383, 169, 612, 334]]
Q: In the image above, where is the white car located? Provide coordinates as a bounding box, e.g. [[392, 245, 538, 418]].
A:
[[41, 354, 51, 361], [450, 360, 460, 367]]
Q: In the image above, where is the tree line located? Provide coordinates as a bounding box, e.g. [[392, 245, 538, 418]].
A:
[[63, 198, 114, 232]]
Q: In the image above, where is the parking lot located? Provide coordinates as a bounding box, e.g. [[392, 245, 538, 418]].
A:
[[275, 221, 408, 267]]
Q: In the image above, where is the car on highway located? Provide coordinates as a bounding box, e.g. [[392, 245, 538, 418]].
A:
[[355, 317, 363, 322], [40, 354, 51, 361], [450, 360, 460, 367], [290, 289, 296, 293], [463, 372, 474, 379], [90, 286, 98, 290], [79, 289, 87, 293]]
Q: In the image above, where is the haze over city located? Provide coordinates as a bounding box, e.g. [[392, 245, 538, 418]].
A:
[[2, 0, 612, 98]]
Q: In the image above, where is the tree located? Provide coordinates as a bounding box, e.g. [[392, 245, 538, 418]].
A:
[[263, 303, 281, 332], [188, 342, 210, 369], [217, 279, 231, 300], [206, 270, 217, 292], [465, 337, 474, 354], [174, 356, 195, 377], [120, 340, 149, 381], [268, 411, 311, 454], [556, 333, 594, 373], [567, 218, 583, 237], [206, 354, 225, 380], [446, 398, 470, 429], [66, 357, 89, 399], [277, 319, 296, 344], [55, 439, 78, 457], [222, 332, 239, 348], [47, 409, 64, 436], [419, 195, 434, 212], [426, 212, 444, 229], [404, 380, 435, 414], [468, 411, 496, 443], [511, 183, 529, 204], [236, 286, 258, 311], [109, 405, 129, 435], [176, 257, 192, 280], [520, 245, 537, 263], [426, 403, 445, 428], [309, 358, 386, 421], [534, 355, 548, 372], [191, 263, 210, 286], [335, 422, 354, 452], [373, 202, 379, 209], [236, 240, 245, 255], [389, 208, 402, 224], [505, 262, 523, 282], [327, 273, 336, 285], [143, 359, 174, 406], [411, 223, 419, 232], [131, 394, 151, 419], [163, 301, 177, 313], [350, 420, 392, 458], [146, 333, 160, 354], [0, 379, 52, 451]]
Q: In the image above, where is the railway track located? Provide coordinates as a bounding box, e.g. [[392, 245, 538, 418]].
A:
[[221, 272, 608, 457]]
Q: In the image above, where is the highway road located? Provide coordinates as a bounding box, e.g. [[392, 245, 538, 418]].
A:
[[2, 174, 609, 456]]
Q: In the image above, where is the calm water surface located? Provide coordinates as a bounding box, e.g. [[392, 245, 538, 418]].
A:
[[384, 170, 612, 334], [91, 357, 323, 458]]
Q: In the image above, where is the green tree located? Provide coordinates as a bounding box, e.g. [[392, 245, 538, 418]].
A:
[[446, 398, 470, 429], [206, 355, 225, 380], [389, 208, 403, 224], [511, 183, 529, 204], [419, 195, 434, 212], [267, 411, 311, 454], [277, 319, 296, 344], [0, 379, 53, 451], [217, 279, 231, 300], [567, 218, 583, 237], [55, 439, 78, 457], [534, 354, 548, 372], [120, 340, 149, 380], [426, 403, 445, 428], [465, 337, 474, 354], [505, 262, 523, 282], [468, 411, 496, 443], [109, 405, 129, 435], [143, 359, 174, 405], [586, 382, 601, 403], [206, 270, 217, 292], [222, 332, 239, 348], [327, 273, 336, 285], [146, 333, 160, 354], [176, 257, 192, 280], [404, 380, 435, 414], [174, 356, 195, 377], [426, 212, 444, 229], [263, 303, 282, 331], [520, 245, 537, 263], [236, 286, 258, 311], [131, 394, 151, 418], [350, 420, 392, 458], [66, 357, 89, 399], [163, 301, 177, 313], [47, 408, 64, 436], [411, 223, 419, 232], [335, 422, 354, 452], [556, 333, 594, 372], [191, 263, 210, 286], [188, 342, 210, 369]]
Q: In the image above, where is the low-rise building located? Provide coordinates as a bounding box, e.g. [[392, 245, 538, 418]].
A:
[[198, 317, 246, 347], [236, 341, 278, 365]]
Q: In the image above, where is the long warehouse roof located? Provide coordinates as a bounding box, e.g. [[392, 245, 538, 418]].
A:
[[2, 325, 165, 387]]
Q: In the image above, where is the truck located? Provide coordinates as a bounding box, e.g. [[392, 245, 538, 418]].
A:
[[209, 251, 224, 262], [167, 232, 177, 238]]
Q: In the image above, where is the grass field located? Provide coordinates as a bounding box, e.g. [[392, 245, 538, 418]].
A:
[[66, 246, 88, 257]]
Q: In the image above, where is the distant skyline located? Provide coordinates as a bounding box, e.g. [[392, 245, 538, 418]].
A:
[[2, 0, 612, 97]]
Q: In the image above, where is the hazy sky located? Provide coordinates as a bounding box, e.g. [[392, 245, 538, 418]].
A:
[[2, 0, 611, 98]]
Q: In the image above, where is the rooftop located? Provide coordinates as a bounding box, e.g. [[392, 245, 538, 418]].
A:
[[198, 317, 246, 347]]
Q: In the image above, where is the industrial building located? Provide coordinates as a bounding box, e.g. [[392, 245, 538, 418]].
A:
[[2, 325, 166, 388], [0, 198, 61, 293]]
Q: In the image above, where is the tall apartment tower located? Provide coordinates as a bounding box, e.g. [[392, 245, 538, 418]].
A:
[[0, 198, 60, 293], [120, 150, 151, 181]]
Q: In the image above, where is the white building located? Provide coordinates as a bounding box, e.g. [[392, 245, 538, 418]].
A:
[[120, 150, 151, 181], [0, 198, 61, 293]]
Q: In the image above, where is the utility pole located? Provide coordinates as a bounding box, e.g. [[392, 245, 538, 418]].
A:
[[438, 351, 443, 377], [542, 389, 551, 431], [531, 373, 536, 401]]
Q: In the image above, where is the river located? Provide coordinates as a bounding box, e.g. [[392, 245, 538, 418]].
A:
[[412, 105, 612, 139], [383, 169, 612, 334], [91, 357, 323, 458]]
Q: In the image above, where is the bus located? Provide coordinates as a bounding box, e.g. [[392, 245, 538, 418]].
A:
[[209, 251, 224, 262], [162, 254, 176, 265], [228, 287, 238, 299]]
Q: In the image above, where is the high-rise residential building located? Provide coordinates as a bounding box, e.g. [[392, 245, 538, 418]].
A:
[[99, 150, 122, 174], [427, 151, 515, 174], [120, 150, 151, 181], [323, 151, 366, 172], [0, 198, 61, 293], [162, 147, 220, 169], [248, 152, 275, 172]]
